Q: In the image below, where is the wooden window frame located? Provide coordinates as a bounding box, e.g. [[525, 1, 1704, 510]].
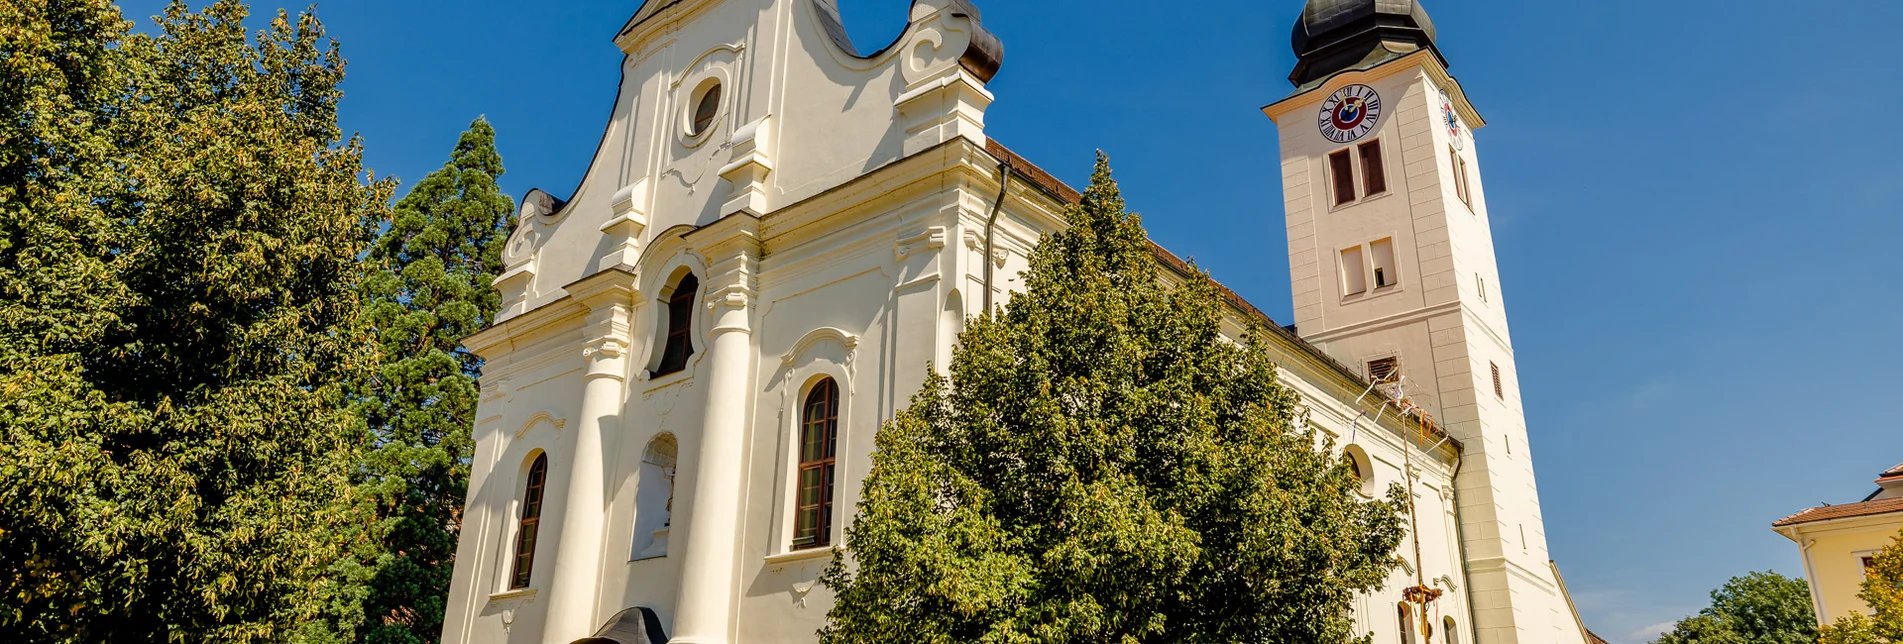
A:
[[1398, 602, 1417, 644], [654, 274, 700, 377], [1330, 149, 1358, 206], [1451, 146, 1472, 207], [1492, 362, 1504, 399], [1359, 140, 1388, 197], [793, 379, 840, 550], [510, 454, 549, 590], [692, 83, 722, 136]]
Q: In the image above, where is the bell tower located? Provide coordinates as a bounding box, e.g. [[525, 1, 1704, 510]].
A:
[[1264, 2, 1586, 643]]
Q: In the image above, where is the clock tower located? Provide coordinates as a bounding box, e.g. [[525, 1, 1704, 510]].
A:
[[1264, 2, 1587, 643]]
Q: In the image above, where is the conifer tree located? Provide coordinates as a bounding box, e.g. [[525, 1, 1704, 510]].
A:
[[355, 118, 516, 644], [0, 2, 390, 641], [1818, 530, 1903, 644], [820, 154, 1409, 643]]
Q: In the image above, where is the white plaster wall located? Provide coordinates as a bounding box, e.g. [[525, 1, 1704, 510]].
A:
[[1269, 53, 1584, 644], [445, 2, 1515, 643]]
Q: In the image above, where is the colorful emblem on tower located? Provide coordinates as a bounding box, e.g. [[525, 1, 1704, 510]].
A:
[[1440, 88, 1465, 150], [1318, 84, 1382, 144]]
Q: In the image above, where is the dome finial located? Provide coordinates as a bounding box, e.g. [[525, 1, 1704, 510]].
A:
[[1289, 0, 1441, 91]]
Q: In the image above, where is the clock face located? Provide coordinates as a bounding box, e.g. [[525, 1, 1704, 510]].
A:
[[1440, 89, 1465, 150], [1319, 85, 1382, 144]]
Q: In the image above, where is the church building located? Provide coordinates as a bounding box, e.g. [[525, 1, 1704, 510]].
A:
[[441, 1, 1596, 643]]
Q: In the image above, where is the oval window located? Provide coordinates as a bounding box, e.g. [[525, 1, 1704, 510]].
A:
[[691, 83, 722, 136]]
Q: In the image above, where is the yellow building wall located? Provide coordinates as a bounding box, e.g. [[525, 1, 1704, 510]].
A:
[[1793, 517, 1903, 624]]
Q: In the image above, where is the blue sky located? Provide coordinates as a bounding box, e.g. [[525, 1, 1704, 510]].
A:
[[119, 1, 1903, 642]]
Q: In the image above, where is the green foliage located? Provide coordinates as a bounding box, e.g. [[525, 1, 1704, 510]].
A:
[[1652, 571, 1816, 644], [819, 154, 1409, 643], [0, 1, 391, 641], [354, 118, 515, 644], [1656, 616, 1749, 644], [1818, 529, 1903, 644]]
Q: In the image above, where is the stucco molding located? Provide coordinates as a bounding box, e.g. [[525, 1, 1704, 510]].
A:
[[961, 228, 1007, 268], [515, 411, 568, 440], [778, 327, 862, 391], [894, 226, 948, 261]]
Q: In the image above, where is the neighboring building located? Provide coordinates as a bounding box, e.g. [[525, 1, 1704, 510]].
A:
[[440, 1, 1590, 644], [1773, 462, 1903, 625]]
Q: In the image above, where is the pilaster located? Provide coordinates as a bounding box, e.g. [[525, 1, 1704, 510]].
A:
[[896, 68, 992, 157], [541, 268, 640, 644], [670, 215, 761, 644], [718, 116, 774, 217]]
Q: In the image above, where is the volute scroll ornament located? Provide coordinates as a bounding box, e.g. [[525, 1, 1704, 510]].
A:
[[584, 337, 630, 361]]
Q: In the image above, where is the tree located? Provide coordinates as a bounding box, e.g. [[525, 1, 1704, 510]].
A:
[[1818, 528, 1903, 644], [1652, 571, 1815, 644], [354, 118, 515, 644], [819, 154, 1409, 643], [0, 2, 391, 641]]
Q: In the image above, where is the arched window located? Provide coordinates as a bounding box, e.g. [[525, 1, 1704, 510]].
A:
[[1397, 602, 1416, 644], [1345, 444, 1375, 496], [655, 274, 699, 377], [794, 378, 839, 549], [511, 454, 549, 589], [1443, 616, 1460, 644]]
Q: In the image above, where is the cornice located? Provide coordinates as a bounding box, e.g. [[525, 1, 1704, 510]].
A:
[[1302, 300, 1463, 346], [757, 137, 993, 242], [1262, 49, 1485, 130], [464, 296, 586, 360]]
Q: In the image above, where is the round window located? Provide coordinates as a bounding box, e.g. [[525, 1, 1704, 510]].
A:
[[691, 83, 722, 137]]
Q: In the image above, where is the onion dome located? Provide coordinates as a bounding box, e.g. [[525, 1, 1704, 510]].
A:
[[1289, 0, 1443, 90]]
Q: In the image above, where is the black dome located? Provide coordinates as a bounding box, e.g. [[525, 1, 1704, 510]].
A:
[[1289, 0, 1441, 90]]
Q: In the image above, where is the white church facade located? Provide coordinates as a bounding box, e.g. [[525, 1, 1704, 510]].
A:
[[440, 1, 1596, 643]]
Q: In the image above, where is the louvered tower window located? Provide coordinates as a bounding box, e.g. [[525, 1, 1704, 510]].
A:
[[1368, 357, 1399, 384]]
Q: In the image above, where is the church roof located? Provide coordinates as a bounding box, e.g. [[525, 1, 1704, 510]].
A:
[[1288, 0, 1443, 91], [1773, 496, 1903, 528], [983, 139, 1457, 453]]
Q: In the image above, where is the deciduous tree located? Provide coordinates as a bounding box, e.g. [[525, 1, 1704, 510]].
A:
[[1652, 571, 1815, 644], [819, 154, 1409, 643], [0, 2, 390, 641]]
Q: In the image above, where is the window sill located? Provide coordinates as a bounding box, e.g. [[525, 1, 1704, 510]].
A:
[[765, 545, 840, 567], [1327, 190, 1394, 213], [487, 587, 538, 603], [1341, 284, 1404, 304], [643, 368, 695, 393]]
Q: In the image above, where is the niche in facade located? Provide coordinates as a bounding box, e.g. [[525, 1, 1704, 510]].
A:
[[631, 434, 678, 561]]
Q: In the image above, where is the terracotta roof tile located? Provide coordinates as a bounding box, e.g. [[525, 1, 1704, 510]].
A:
[[1883, 461, 1903, 478], [1774, 496, 1903, 528], [983, 139, 1458, 450], [1586, 629, 1612, 644]]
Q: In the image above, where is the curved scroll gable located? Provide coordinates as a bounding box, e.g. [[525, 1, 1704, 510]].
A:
[[494, 189, 569, 322], [805, 0, 1004, 83]]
